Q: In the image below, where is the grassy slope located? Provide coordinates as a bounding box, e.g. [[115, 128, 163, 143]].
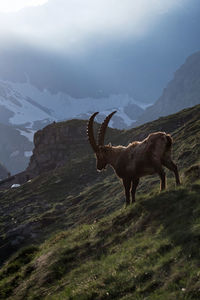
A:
[[1, 181, 200, 300], [0, 104, 200, 299]]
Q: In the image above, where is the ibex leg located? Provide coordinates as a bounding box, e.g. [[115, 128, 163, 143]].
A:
[[163, 160, 181, 185], [123, 178, 131, 206], [153, 161, 166, 191], [131, 178, 139, 203]]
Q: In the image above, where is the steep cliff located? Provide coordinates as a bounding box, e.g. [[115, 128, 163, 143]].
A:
[[27, 120, 90, 176], [26, 117, 119, 177], [136, 51, 200, 125]]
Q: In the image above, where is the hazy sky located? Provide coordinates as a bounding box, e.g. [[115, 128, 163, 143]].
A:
[[0, 0, 187, 53], [0, 0, 48, 12], [0, 0, 199, 102]]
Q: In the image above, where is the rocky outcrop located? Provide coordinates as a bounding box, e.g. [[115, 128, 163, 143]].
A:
[[27, 119, 91, 176], [0, 118, 104, 189], [136, 51, 200, 125]]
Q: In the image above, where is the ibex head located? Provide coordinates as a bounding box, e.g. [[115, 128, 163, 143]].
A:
[[87, 111, 116, 171]]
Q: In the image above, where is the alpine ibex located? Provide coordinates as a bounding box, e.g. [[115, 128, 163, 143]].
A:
[[87, 111, 180, 206]]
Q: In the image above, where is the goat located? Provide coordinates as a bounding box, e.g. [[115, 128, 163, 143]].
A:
[[87, 111, 181, 206]]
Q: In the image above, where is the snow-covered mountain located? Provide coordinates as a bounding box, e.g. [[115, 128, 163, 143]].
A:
[[0, 122, 32, 175], [0, 79, 148, 175], [0, 79, 147, 134]]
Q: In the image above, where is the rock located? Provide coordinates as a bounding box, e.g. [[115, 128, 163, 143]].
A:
[[27, 119, 90, 176], [136, 51, 200, 125]]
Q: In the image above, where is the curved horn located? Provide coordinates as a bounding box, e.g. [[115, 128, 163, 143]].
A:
[[87, 112, 99, 152], [97, 111, 117, 146]]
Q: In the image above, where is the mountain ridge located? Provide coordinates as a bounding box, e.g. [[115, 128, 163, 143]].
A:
[[0, 79, 145, 131], [136, 51, 200, 125], [1, 50, 200, 174], [0, 79, 146, 174]]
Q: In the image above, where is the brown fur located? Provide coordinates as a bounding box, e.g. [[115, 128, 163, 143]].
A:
[[88, 113, 181, 206]]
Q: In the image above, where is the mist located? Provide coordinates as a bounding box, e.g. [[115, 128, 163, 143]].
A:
[[0, 0, 200, 102]]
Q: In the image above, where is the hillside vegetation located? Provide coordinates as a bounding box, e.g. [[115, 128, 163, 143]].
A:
[[1, 183, 200, 300], [0, 104, 200, 299]]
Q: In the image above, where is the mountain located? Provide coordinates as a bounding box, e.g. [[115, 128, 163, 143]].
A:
[[0, 104, 199, 296], [3, 48, 200, 175], [136, 51, 200, 125], [0, 162, 9, 180], [0, 123, 32, 175], [0, 79, 145, 131], [0, 79, 146, 174], [1, 51, 200, 175]]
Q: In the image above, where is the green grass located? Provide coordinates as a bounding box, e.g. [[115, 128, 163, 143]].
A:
[[0, 183, 200, 299], [0, 104, 199, 299]]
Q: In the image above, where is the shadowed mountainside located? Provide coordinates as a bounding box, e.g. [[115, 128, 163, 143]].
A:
[[0, 104, 199, 299], [1, 182, 200, 300], [136, 51, 200, 126]]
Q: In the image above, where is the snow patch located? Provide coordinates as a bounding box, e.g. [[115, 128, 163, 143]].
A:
[[24, 151, 33, 157], [18, 129, 35, 142], [11, 184, 21, 188], [10, 150, 20, 158], [0, 79, 149, 138]]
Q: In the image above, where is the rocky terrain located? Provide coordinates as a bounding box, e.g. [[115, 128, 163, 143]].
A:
[[136, 51, 200, 125], [27, 120, 94, 177]]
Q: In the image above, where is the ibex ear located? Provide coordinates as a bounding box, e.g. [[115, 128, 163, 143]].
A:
[[108, 142, 112, 147]]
